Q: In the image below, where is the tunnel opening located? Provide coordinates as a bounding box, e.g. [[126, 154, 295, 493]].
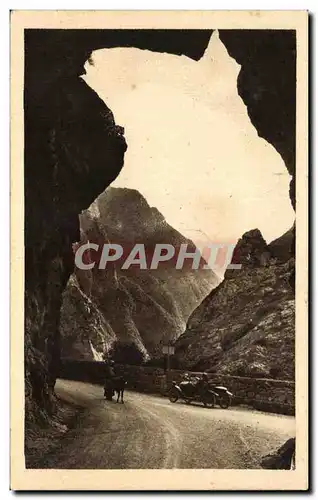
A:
[[24, 28, 296, 446]]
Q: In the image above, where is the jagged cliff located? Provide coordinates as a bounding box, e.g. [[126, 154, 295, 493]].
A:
[[25, 73, 127, 422], [175, 229, 295, 379], [24, 29, 296, 424], [218, 30, 296, 208], [60, 188, 217, 359]]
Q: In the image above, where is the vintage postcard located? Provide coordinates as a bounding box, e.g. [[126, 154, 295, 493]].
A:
[[11, 10, 308, 490]]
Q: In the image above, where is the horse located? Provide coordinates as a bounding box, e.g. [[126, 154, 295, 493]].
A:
[[112, 375, 127, 403]]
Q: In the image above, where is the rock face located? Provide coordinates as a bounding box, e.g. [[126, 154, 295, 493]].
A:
[[218, 30, 296, 208], [175, 229, 295, 380], [268, 226, 295, 263], [261, 437, 295, 469], [60, 188, 218, 360], [25, 73, 127, 422]]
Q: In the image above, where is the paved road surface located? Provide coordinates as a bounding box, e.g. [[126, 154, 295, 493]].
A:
[[42, 380, 295, 469]]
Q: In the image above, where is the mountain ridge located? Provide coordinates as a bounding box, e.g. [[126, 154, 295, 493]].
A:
[[174, 227, 295, 380], [60, 187, 218, 359]]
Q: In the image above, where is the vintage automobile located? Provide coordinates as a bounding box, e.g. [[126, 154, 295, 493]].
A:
[[168, 376, 233, 408]]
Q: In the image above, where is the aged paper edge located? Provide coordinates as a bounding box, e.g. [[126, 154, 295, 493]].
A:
[[10, 10, 308, 491]]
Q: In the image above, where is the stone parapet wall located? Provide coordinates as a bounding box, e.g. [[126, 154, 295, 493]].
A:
[[59, 359, 295, 415]]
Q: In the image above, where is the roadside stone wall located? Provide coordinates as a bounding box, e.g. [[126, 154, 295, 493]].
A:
[[59, 359, 295, 415], [122, 366, 294, 415]]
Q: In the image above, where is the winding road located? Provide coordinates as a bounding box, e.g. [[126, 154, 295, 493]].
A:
[[42, 380, 295, 469]]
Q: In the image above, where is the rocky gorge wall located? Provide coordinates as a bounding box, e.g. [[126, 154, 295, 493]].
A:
[[60, 187, 217, 361], [174, 229, 295, 379], [24, 29, 296, 424], [25, 57, 127, 423], [59, 360, 295, 415]]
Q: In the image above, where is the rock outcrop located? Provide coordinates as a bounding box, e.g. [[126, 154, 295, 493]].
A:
[[24, 28, 296, 423], [25, 72, 127, 422], [60, 188, 218, 360], [261, 437, 295, 469], [218, 30, 296, 208], [175, 229, 295, 380], [268, 225, 295, 263]]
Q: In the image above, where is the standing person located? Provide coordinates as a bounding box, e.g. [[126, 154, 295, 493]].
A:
[[196, 372, 209, 397], [182, 372, 190, 383], [104, 360, 116, 399], [108, 360, 116, 378]]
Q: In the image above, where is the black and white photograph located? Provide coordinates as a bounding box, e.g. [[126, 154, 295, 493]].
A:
[[10, 10, 308, 491]]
